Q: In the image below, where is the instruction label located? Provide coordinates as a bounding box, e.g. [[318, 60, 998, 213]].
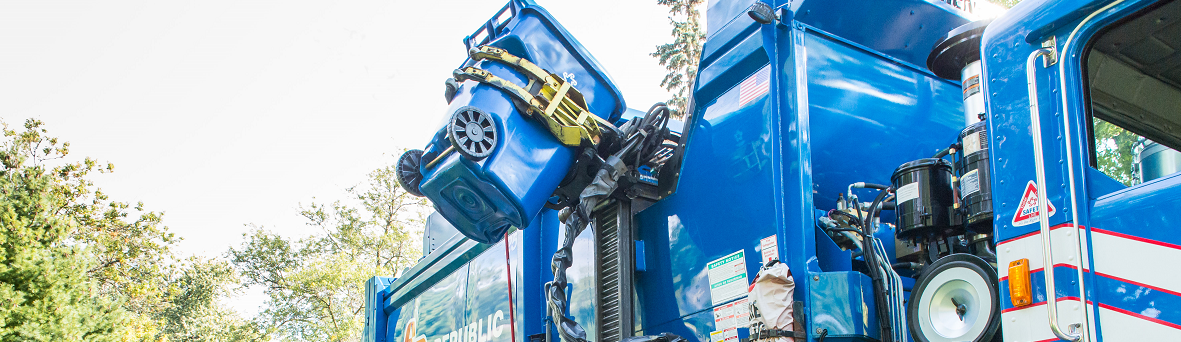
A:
[[713, 297, 751, 330], [709, 328, 738, 342], [960, 169, 980, 198], [896, 182, 920, 204], [962, 131, 985, 156], [707, 250, 749, 304], [760, 235, 779, 263]]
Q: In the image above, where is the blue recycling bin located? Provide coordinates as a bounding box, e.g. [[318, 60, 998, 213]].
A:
[[414, 2, 625, 244]]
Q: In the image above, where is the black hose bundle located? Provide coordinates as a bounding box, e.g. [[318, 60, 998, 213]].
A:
[[828, 185, 897, 342], [546, 103, 673, 342]]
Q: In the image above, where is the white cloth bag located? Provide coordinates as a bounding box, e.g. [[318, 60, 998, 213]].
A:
[[749, 262, 795, 342]]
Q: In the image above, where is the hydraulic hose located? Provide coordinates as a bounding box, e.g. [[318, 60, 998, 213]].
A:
[[546, 103, 674, 342], [932, 143, 961, 159], [861, 188, 897, 342], [832, 207, 894, 342]]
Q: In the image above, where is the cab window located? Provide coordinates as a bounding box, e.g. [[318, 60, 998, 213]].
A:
[[1085, 0, 1181, 187]]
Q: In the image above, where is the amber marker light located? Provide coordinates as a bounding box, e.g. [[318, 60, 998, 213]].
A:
[[1008, 258, 1032, 307]]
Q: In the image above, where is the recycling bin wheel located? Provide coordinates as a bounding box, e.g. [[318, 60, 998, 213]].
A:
[[448, 106, 498, 160], [396, 149, 426, 197]]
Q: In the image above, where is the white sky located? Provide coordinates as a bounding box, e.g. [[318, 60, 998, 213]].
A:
[[1, 0, 672, 253], [1, 0, 1003, 317], [1, 0, 674, 315]]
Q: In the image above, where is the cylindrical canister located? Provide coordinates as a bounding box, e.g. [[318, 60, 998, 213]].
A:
[[892, 158, 959, 239], [961, 60, 985, 125], [956, 121, 993, 233], [1135, 140, 1181, 184]]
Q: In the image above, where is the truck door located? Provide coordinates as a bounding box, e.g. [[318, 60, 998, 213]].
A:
[[1073, 1, 1181, 340], [1001, 0, 1181, 341], [985, 0, 1181, 341]]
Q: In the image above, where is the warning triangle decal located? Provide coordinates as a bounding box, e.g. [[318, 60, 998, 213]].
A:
[[1012, 180, 1056, 227]]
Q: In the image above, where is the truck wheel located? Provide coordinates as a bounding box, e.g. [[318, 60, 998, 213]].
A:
[[448, 106, 498, 160], [908, 253, 1000, 342], [396, 149, 426, 197]]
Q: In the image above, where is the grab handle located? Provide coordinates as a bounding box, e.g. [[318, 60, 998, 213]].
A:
[[1025, 47, 1081, 342]]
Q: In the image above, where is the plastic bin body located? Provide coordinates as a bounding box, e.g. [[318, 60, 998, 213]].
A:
[[418, 4, 624, 244]]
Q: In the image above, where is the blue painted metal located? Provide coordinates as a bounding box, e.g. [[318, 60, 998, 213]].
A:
[[386, 233, 524, 342], [372, 0, 1181, 340], [418, 3, 626, 244], [983, 0, 1180, 340], [1090, 173, 1181, 247], [366, 276, 396, 342], [786, 0, 970, 68], [634, 2, 966, 340], [807, 272, 881, 342]]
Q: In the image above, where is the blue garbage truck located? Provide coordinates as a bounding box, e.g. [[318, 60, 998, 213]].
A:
[[370, 0, 1181, 341]]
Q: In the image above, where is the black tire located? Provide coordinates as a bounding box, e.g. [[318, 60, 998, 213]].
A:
[[908, 253, 1001, 342], [444, 78, 459, 103], [447, 106, 497, 160], [396, 149, 426, 197]]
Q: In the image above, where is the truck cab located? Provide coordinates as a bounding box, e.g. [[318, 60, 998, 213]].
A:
[[371, 1, 1181, 342], [984, 0, 1181, 340]]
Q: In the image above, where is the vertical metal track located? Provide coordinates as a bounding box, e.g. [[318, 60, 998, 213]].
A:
[[593, 200, 635, 342]]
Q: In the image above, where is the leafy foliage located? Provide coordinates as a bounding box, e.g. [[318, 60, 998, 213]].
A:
[[1093, 118, 1139, 186], [0, 119, 255, 342], [230, 161, 425, 342], [993, 0, 1021, 8], [0, 119, 127, 341], [156, 258, 262, 342], [652, 0, 706, 118]]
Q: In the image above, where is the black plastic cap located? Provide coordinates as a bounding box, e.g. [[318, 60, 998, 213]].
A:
[[927, 19, 992, 81]]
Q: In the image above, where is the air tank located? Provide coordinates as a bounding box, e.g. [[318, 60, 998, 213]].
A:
[[957, 122, 993, 233], [1135, 140, 1181, 183], [891, 158, 959, 239]]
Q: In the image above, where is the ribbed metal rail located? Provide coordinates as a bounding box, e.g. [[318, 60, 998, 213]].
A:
[[595, 203, 622, 342]]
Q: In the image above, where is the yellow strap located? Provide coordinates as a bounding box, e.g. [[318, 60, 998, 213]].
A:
[[453, 66, 601, 147], [453, 46, 610, 147]]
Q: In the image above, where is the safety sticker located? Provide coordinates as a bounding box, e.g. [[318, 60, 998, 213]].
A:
[[707, 250, 749, 305], [896, 182, 920, 204], [709, 328, 737, 342], [960, 169, 980, 198], [708, 327, 736, 342], [962, 74, 981, 100], [760, 235, 779, 263], [713, 297, 751, 331], [1012, 180, 1056, 227]]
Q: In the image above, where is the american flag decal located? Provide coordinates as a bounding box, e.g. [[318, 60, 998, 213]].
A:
[[738, 66, 771, 107]]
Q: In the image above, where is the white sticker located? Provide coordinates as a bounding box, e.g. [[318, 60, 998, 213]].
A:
[[1012, 180, 1057, 227], [962, 131, 985, 157], [707, 250, 749, 305], [713, 297, 751, 331], [960, 169, 980, 198], [760, 235, 779, 263], [709, 328, 738, 342], [896, 182, 920, 204]]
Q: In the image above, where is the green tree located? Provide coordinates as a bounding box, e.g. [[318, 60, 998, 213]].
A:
[[1093, 118, 1139, 186], [652, 0, 706, 118], [0, 119, 127, 341], [156, 258, 261, 342], [993, 0, 1021, 8], [230, 161, 425, 342], [0, 119, 256, 342]]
